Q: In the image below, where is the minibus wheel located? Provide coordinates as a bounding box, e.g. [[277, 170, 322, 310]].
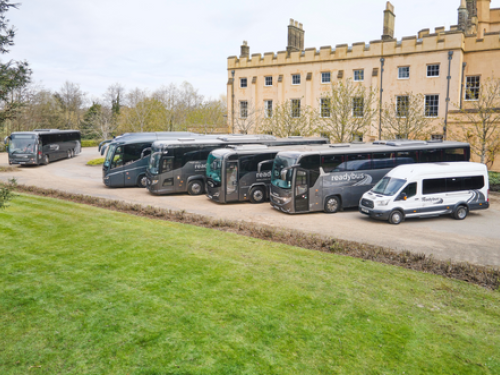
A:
[[453, 205, 468, 220], [324, 196, 340, 213], [389, 210, 404, 225], [187, 180, 204, 195], [250, 187, 265, 204]]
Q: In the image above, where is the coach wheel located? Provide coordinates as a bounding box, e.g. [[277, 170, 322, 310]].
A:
[[187, 180, 204, 196], [389, 210, 404, 225], [137, 174, 147, 188], [324, 196, 341, 214], [43, 155, 49, 165], [453, 205, 468, 220], [249, 187, 265, 204], [67, 150, 71, 159], [70, 149, 75, 158]]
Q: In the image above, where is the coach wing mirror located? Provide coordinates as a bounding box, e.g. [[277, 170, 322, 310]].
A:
[[257, 160, 273, 173], [141, 147, 152, 159], [4, 136, 10, 145]]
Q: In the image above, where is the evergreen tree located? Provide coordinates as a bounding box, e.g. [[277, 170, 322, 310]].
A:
[[0, 1, 31, 123]]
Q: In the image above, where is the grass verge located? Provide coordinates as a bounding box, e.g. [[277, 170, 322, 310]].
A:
[[5, 182, 500, 291], [490, 171, 500, 192], [86, 157, 105, 166], [0, 193, 499, 374]]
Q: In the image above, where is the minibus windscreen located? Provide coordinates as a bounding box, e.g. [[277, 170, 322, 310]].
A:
[[372, 177, 406, 196]]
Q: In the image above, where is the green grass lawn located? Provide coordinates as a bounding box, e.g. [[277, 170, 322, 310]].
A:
[[1, 195, 499, 375]]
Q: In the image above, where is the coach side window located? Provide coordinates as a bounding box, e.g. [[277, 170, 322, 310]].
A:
[[444, 148, 467, 162], [321, 154, 345, 172], [299, 154, 321, 186], [372, 152, 395, 169], [396, 151, 417, 165], [345, 153, 372, 171], [420, 149, 442, 163]]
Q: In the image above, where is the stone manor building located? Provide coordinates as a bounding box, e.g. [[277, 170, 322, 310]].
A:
[[226, 0, 500, 169]]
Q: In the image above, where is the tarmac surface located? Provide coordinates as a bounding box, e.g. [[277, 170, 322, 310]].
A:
[[1, 148, 499, 267]]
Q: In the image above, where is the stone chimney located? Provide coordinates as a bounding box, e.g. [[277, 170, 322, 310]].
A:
[[458, 0, 469, 32], [240, 41, 250, 59], [476, 0, 491, 38], [382, 2, 396, 41], [287, 19, 304, 53]]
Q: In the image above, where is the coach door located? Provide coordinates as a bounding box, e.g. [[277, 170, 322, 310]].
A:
[[225, 161, 239, 202], [294, 169, 309, 213]]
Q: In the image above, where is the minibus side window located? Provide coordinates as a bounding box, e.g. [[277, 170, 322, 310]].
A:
[[401, 182, 417, 198], [423, 178, 446, 195], [462, 176, 484, 190]]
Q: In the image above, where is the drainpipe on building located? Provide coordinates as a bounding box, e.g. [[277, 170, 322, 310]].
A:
[[379, 58, 385, 141], [460, 62, 467, 109], [443, 51, 454, 140], [231, 70, 235, 134]]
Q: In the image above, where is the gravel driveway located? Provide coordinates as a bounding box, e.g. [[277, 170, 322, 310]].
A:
[[1, 148, 499, 267]]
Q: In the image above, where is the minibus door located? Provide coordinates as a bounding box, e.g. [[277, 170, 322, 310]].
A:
[[225, 161, 239, 202], [294, 169, 309, 213]]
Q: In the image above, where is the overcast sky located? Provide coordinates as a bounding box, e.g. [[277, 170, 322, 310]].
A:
[[5, 0, 500, 102]]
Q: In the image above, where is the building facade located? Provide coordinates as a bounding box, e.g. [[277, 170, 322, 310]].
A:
[[227, 0, 500, 169]]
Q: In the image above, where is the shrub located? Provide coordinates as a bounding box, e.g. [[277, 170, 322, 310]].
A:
[[0, 178, 17, 209], [490, 172, 500, 192], [87, 158, 105, 166], [81, 140, 101, 148]]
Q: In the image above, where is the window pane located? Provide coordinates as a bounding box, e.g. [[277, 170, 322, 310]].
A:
[[465, 76, 480, 100], [321, 154, 345, 172], [240, 101, 248, 118], [373, 152, 396, 169], [420, 149, 442, 163], [240, 78, 247, 88], [425, 95, 439, 117], [398, 67, 410, 79], [444, 148, 467, 162], [292, 74, 301, 85], [396, 96, 409, 117], [321, 72, 331, 83], [423, 178, 446, 194], [402, 182, 417, 198], [346, 153, 372, 171], [463, 176, 484, 190], [291, 99, 301, 118], [427, 65, 440, 77], [354, 69, 364, 81], [265, 76, 273, 86], [396, 151, 417, 165], [321, 98, 331, 118], [352, 97, 364, 118]]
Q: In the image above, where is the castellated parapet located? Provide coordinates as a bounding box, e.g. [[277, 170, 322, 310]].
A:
[[227, 29, 500, 70]]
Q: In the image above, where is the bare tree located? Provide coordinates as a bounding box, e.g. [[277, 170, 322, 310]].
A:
[[260, 99, 318, 137], [381, 93, 436, 140], [450, 77, 500, 165], [53, 81, 86, 129], [319, 79, 377, 143], [187, 99, 227, 134], [119, 88, 159, 132], [232, 100, 260, 134]]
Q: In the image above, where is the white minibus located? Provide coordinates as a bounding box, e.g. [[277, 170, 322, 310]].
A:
[[359, 162, 489, 224]]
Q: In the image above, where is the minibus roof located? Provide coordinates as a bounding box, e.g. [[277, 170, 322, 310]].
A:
[[385, 162, 487, 180]]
